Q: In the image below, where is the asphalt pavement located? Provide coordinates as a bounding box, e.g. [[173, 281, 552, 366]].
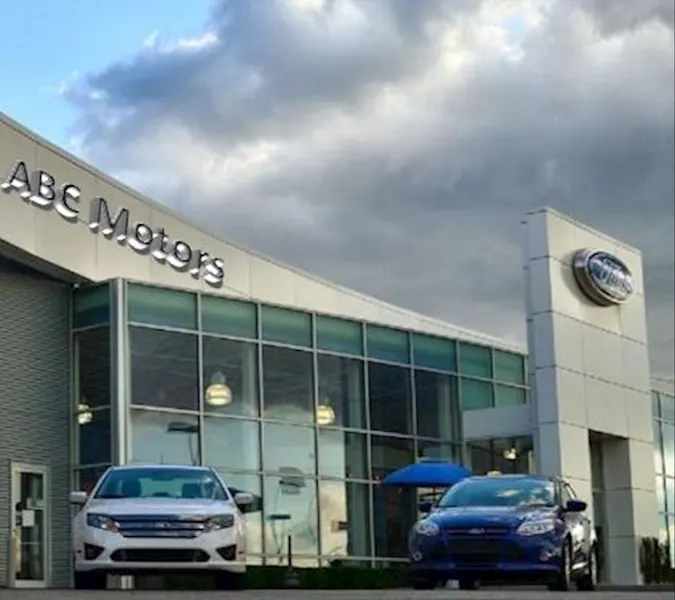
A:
[[0, 590, 673, 600]]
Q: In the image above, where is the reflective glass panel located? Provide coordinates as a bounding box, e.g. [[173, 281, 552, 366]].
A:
[[317, 430, 368, 480], [460, 378, 494, 410], [203, 417, 260, 472], [319, 481, 371, 558], [214, 470, 264, 556], [667, 477, 674, 514], [412, 333, 456, 371], [317, 355, 365, 429], [656, 476, 666, 513], [130, 409, 200, 465], [202, 337, 259, 417], [662, 394, 675, 423], [653, 392, 661, 418], [316, 315, 363, 356], [77, 408, 110, 466], [368, 363, 412, 434], [663, 422, 675, 477], [654, 421, 665, 474], [262, 346, 314, 423], [201, 295, 257, 339], [366, 325, 409, 364], [459, 343, 492, 378], [128, 284, 197, 330], [370, 435, 414, 481], [493, 351, 525, 385], [372, 484, 416, 558], [468, 440, 492, 474], [494, 384, 527, 407], [73, 284, 110, 328], [263, 476, 318, 565], [262, 422, 316, 476], [77, 327, 110, 409], [261, 305, 311, 347], [417, 440, 460, 463], [130, 328, 199, 411], [415, 370, 459, 440], [492, 436, 535, 474]]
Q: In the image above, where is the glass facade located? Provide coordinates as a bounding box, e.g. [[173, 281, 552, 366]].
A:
[[71, 280, 531, 565], [653, 390, 675, 566]]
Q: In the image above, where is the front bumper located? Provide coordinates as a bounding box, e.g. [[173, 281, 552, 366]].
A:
[[409, 531, 563, 582], [74, 526, 246, 574]]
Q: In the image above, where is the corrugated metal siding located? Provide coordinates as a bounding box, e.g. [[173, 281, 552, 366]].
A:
[[0, 256, 71, 588]]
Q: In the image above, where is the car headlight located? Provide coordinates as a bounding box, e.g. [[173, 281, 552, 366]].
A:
[[204, 514, 235, 532], [415, 520, 440, 536], [86, 513, 119, 532], [516, 518, 556, 536]]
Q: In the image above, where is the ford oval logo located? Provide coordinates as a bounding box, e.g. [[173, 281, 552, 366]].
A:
[[572, 248, 635, 306]]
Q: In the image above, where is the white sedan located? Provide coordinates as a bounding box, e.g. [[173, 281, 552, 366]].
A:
[[70, 464, 254, 590]]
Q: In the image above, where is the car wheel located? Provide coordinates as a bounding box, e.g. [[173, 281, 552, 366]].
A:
[[411, 575, 437, 590], [576, 545, 598, 591], [73, 571, 107, 590], [458, 577, 479, 590], [548, 538, 572, 591], [215, 572, 245, 591]]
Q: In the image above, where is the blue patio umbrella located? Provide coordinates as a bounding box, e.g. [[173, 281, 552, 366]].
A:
[[382, 459, 472, 488]]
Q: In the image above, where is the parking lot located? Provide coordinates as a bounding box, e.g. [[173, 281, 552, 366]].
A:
[[1, 590, 673, 600]]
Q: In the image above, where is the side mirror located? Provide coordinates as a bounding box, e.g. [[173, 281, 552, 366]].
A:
[[233, 492, 255, 508], [69, 491, 88, 505], [418, 500, 433, 514], [565, 499, 587, 513]]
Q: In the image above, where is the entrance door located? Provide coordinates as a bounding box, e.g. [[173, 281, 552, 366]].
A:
[[10, 463, 49, 588]]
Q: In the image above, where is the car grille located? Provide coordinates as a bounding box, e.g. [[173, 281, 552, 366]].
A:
[[110, 549, 210, 563], [441, 525, 510, 537], [442, 537, 525, 565], [110, 514, 207, 539]]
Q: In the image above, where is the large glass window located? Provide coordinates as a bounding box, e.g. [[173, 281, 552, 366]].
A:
[[202, 337, 259, 417], [372, 484, 416, 558], [370, 435, 414, 480], [319, 481, 371, 558], [459, 343, 492, 378], [73, 284, 110, 328], [76, 327, 111, 409], [317, 430, 368, 480], [261, 305, 312, 347], [203, 417, 260, 472], [417, 440, 460, 463], [130, 328, 199, 411], [317, 355, 365, 429], [663, 422, 675, 477], [262, 423, 316, 476], [654, 421, 665, 473], [316, 315, 363, 356], [128, 284, 197, 330], [262, 346, 314, 423], [493, 351, 525, 385], [415, 371, 459, 440], [412, 333, 456, 372], [263, 475, 319, 564], [130, 409, 200, 465], [201, 296, 257, 339], [461, 378, 494, 410], [666, 477, 674, 514], [77, 408, 110, 466], [495, 384, 527, 407], [661, 394, 675, 423], [652, 392, 661, 418], [366, 326, 409, 364], [368, 363, 412, 434]]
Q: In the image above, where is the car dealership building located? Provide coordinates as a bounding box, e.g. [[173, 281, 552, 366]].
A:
[[0, 111, 673, 588]]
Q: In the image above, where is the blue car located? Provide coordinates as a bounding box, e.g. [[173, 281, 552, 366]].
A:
[[408, 474, 598, 591]]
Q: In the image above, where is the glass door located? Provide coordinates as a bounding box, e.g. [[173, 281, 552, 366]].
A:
[[10, 463, 49, 588]]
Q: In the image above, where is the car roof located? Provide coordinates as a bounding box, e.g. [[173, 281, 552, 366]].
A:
[[109, 464, 214, 472], [465, 474, 557, 482]]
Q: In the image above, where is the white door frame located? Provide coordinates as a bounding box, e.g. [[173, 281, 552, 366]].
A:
[[10, 462, 50, 589]]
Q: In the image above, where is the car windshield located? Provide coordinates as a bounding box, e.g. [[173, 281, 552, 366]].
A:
[[94, 467, 228, 501], [437, 477, 555, 508]]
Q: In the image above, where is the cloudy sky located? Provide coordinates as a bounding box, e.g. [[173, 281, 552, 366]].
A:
[[2, 0, 673, 378]]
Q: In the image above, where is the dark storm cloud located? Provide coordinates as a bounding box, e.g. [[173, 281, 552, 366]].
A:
[[63, 0, 674, 376]]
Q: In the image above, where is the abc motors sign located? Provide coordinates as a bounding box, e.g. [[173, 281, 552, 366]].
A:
[[572, 248, 635, 306], [0, 160, 224, 287]]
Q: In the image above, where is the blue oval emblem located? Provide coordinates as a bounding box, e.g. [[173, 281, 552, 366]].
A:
[[572, 248, 635, 306]]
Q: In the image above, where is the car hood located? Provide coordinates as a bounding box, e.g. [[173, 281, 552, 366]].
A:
[[85, 498, 236, 517], [426, 505, 557, 528]]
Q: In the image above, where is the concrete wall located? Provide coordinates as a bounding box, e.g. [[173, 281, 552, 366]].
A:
[[524, 207, 657, 585], [0, 256, 72, 588]]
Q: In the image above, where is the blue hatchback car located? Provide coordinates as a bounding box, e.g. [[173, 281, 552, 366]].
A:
[[408, 474, 598, 591]]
